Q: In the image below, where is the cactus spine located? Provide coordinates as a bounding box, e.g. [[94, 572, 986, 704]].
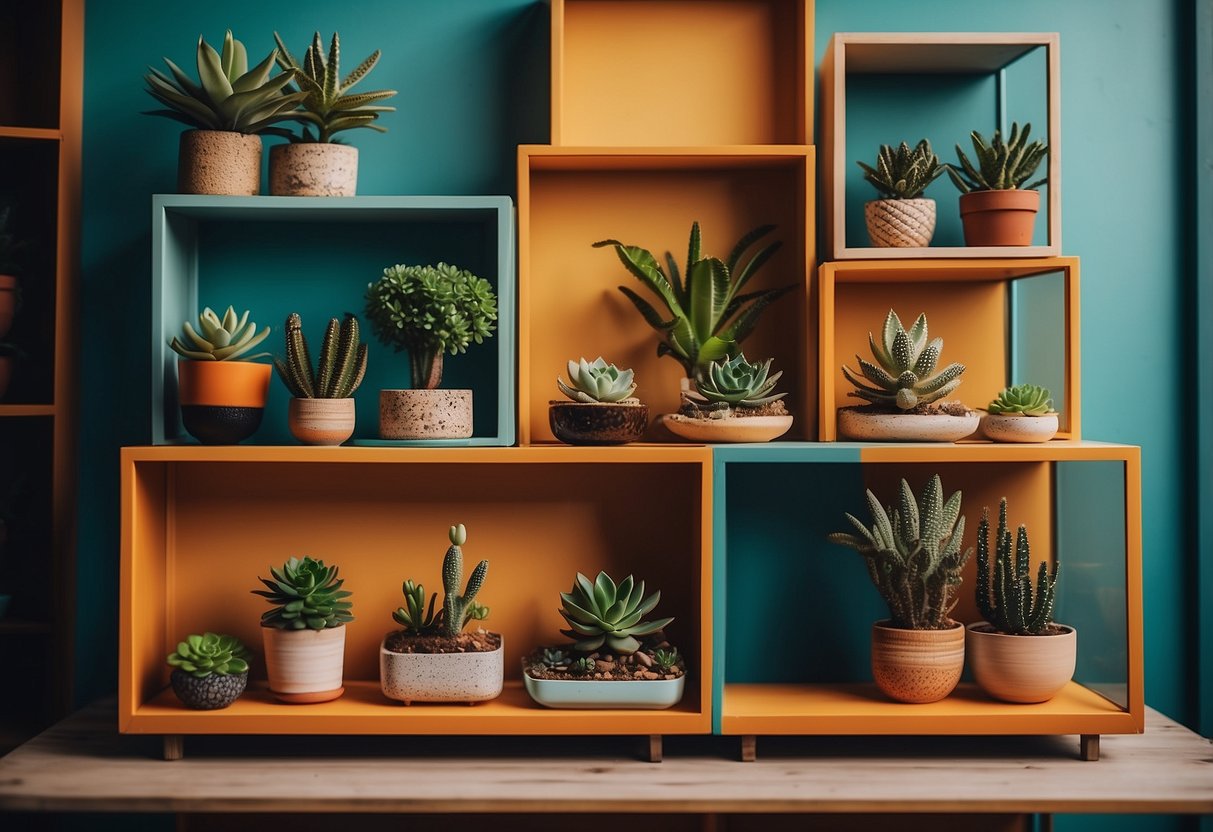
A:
[[975, 499, 1058, 634], [441, 523, 488, 638]]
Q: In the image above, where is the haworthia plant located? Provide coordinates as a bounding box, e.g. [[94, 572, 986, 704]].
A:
[[946, 122, 1048, 193], [857, 139, 944, 200]]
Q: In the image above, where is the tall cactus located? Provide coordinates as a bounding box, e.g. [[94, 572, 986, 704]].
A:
[[441, 524, 488, 638], [975, 499, 1058, 634]]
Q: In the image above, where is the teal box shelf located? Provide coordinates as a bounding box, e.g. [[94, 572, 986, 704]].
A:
[[151, 195, 516, 446]]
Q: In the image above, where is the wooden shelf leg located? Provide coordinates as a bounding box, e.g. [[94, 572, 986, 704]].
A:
[[647, 734, 663, 763], [740, 734, 757, 762], [163, 735, 184, 761], [1080, 734, 1100, 761]]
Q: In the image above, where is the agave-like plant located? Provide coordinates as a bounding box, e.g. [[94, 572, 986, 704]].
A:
[[857, 139, 944, 200], [169, 306, 270, 361], [144, 30, 306, 133], [252, 556, 354, 630], [975, 498, 1058, 635], [686, 353, 786, 409], [557, 357, 637, 403], [988, 383, 1054, 416], [841, 309, 965, 411], [559, 571, 673, 654], [274, 312, 368, 398], [273, 31, 397, 143], [166, 633, 251, 678], [946, 122, 1048, 193], [593, 222, 792, 377]]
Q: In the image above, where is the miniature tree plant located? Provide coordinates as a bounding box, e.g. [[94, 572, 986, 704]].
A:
[[166, 632, 251, 710]]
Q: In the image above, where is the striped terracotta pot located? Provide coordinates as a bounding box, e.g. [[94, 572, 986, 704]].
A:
[[870, 620, 964, 703], [288, 397, 356, 445]]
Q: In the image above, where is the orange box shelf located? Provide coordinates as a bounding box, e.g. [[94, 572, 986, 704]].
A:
[[518, 145, 816, 443], [818, 257, 1080, 441], [119, 445, 712, 736], [551, 0, 812, 146]]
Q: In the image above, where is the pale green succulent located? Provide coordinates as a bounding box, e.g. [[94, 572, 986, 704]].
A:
[[557, 357, 637, 403], [842, 309, 965, 411], [988, 384, 1054, 416], [169, 306, 270, 361], [687, 353, 786, 408], [166, 632, 250, 678], [559, 571, 673, 655], [144, 30, 306, 133]]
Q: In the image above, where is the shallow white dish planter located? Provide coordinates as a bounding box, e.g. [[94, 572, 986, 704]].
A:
[[662, 413, 792, 443], [379, 635, 504, 704], [838, 408, 978, 442], [967, 622, 1077, 704], [979, 412, 1059, 443], [262, 625, 346, 703], [523, 672, 685, 709]]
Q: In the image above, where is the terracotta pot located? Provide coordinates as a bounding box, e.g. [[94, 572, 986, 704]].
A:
[[979, 412, 1059, 443], [0, 274, 17, 340], [169, 668, 248, 710], [958, 189, 1040, 246], [838, 407, 978, 442], [270, 143, 359, 196], [967, 622, 1077, 703], [288, 397, 356, 445], [0, 355, 13, 400], [380, 634, 505, 704], [177, 359, 271, 445], [870, 620, 965, 704], [864, 198, 936, 247], [262, 625, 346, 703], [177, 129, 262, 196], [379, 389, 473, 439], [549, 400, 648, 445]]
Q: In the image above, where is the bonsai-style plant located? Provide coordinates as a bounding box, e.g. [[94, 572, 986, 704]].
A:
[[968, 498, 1076, 703], [166, 632, 251, 710], [828, 475, 971, 703], [856, 139, 945, 247], [549, 357, 647, 445], [143, 30, 305, 194], [379, 524, 503, 704], [274, 312, 368, 445], [837, 309, 976, 442], [269, 31, 398, 196], [364, 262, 498, 440], [945, 122, 1049, 246], [522, 571, 686, 710], [665, 353, 792, 442], [253, 555, 353, 702], [980, 383, 1059, 443], [168, 306, 272, 444]]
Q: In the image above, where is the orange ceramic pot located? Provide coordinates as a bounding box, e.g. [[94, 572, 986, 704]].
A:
[[0, 275, 17, 340], [958, 189, 1040, 246], [177, 359, 271, 444], [870, 620, 965, 704]]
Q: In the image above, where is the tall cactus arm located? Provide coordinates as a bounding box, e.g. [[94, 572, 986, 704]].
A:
[[463, 560, 488, 605], [314, 317, 340, 399], [283, 313, 316, 398], [976, 509, 994, 622]]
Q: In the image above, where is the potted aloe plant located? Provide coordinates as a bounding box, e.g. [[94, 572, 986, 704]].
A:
[[968, 498, 1075, 703], [274, 312, 368, 445], [166, 632, 251, 710], [945, 122, 1048, 246], [523, 570, 685, 709], [664, 352, 791, 443], [269, 31, 397, 196], [380, 524, 503, 704], [980, 383, 1059, 443], [168, 306, 271, 444], [364, 262, 497, 440], [838, 309, 977, 442], [856, 139, 945, 247], [828, 475, 971, 704], [253, 556, 353, 703], [143, 30, 305, 195], [549, 357, 647, 445]]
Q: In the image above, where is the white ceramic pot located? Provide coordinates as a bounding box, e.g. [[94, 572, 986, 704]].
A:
[[379, 389, 473, 439], [262, 625, 347, 703], [379, 634, 504, 704], [967, 622, 1077, 703], [870, 620, 965, 704], [863, 198, 936, 247], [979, 412, 1059, 443], [838, 408, 978, 442], [523, 672, 685, 709], [288, 397, 356, 445], [662, 413, 792, 443], [269, 143, 359, 197], [177, 129, 261, 196]]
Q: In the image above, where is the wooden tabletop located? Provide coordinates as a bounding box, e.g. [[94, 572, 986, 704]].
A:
[[0, 701, 1209, 815]]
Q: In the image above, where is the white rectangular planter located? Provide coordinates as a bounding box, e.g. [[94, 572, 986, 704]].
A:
[[379, 635, 504, 704], [523, 673, 685, 709]]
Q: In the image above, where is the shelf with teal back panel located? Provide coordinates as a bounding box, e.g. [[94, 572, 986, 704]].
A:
[[150, 195, 516, 446]]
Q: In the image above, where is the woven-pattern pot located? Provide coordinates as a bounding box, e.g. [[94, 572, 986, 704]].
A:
[[871, 620, 965, 703], [864, 198, 936, 247], [177, 130, 261, 196], [270, 143, 359, 197]]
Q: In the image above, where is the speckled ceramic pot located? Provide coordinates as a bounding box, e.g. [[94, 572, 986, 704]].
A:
[[288, 397, 356, 445], [549, 400, 648, 445], [870, 620, 965, 704], [979, 412, 1059, 443], [864, 198, 936, 247], [262, 625, 346, 704], [379, 634, 504, 704], [177, 129, 261, 196], [967, 622, 1077, 704], [379, 389, 473, 439], [838, 408, 979, 443], [270, 143, 359, 196], [169, 668, 248, 710]]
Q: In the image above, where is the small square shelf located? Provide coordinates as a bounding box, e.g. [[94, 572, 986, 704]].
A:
[[818, 258, 1079, 441], [820, 33, 1061, 259], [150, 195, 515, 446], [551, 0, 811, 146]]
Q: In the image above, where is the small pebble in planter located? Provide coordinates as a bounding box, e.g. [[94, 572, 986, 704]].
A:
[[166, 632, 251, 710], [856, 139, 944, 247]]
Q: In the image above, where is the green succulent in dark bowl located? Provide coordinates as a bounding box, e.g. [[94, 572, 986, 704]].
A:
[[166, 632, 251, 710]]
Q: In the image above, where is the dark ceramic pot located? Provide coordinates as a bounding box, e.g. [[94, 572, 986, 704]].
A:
[[170, 668, 248, 710], [549, 400, 648, 445]]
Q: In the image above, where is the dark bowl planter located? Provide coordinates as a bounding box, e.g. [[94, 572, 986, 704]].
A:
[[169, 668, 248, 710], [549, 400, 648, 445]]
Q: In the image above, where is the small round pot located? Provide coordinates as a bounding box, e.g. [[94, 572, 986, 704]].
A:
[[967, 622, 1077, 703], [169, 668, 248, 710], [864, 198, 936, 247], [838, 407, 978, 443], [871, 620, 965, 704], [270, 143, 359, 197], [289, 397, 356, 445], [177, 129, 262, 196], [980, 412, 1059, 443], [958, 189, 1040, 246], [380, 634, 505, 704], [379, 389, 473, 440], [262, 625, 347, 704], [0, 274, 18, 340], [549, 400, 648, 445], [0, 354, 14, 401], [177, 359, 272, 445]]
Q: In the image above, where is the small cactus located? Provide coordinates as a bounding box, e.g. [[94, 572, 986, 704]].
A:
[[441, 524, 488, 638], [274, 312, 368, 399], [976, 499, 1059, 635]]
